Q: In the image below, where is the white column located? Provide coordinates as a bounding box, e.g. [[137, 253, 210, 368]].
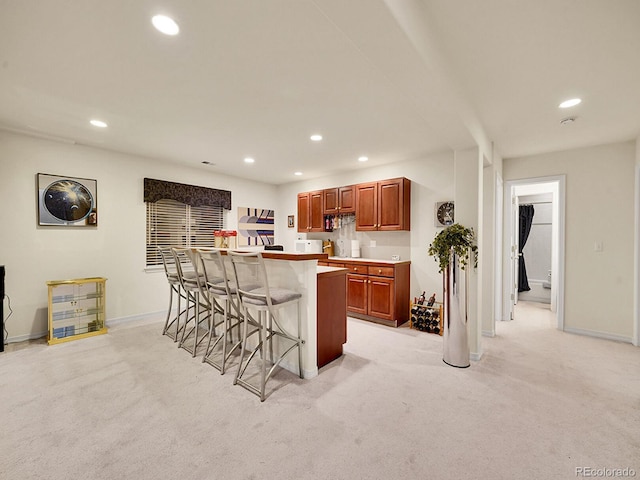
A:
[[454, 147, 483, 359]]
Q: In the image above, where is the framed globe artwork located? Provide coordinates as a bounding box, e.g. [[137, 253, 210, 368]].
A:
[[37, 173, 98, 226]]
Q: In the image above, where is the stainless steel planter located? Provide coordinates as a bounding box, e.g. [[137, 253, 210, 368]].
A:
[[442, 248, 470, 368]]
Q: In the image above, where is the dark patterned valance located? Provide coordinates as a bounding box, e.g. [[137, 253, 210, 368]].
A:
[[143, 178, 231, 210]]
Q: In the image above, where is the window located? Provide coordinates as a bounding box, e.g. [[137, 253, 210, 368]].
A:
[[146, 199, 224, 267]]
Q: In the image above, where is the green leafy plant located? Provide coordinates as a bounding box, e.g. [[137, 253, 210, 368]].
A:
[[428, 223, 478, 273]]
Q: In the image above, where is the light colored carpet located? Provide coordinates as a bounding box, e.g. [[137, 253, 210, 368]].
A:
[[1, 302, 638, 480]]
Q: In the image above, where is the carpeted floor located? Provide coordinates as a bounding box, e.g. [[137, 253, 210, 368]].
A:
[[1, 302, 638, 480]]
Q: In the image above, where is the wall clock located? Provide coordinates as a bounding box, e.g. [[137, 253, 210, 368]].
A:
[[435, 201, 454, 227]]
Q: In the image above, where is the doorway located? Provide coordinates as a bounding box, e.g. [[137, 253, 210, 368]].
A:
[[501, 176, 565, 330]]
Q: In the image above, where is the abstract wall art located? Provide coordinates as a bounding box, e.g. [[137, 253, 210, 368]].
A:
[[237, 207, 275, 246]]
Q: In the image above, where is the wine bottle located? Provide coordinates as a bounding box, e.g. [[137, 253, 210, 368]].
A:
[[426, 293, 436, 307], [417, 291, 426, 305]]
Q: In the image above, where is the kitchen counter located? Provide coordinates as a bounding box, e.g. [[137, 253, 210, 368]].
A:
[[327, 256, 410, 265]]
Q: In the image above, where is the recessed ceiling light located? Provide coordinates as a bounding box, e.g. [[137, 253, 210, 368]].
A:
[[294, 171, 303, 176], [89, 119, 107, 128], [559, 98, 581, 108], [244, 157, 255, 164], [152, 15, 179, 36], [310, 134, 323, 142], [358, 156, 368, 162]]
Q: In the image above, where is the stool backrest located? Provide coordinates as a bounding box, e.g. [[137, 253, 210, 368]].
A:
[[228, 251, 272, 308], [157, 246, 178, 283], [171, 247, 199, 292]]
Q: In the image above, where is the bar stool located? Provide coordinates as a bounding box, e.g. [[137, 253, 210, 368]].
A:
[[228, 251, 304, 402], [193, 249, 243, 374], [158, 246, 186, 342], [172, 247, 209, 357]]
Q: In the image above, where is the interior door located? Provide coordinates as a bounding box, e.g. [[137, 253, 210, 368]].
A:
[[510, 193, 520, 319]]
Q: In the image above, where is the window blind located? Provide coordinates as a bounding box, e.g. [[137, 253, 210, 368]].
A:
[[146, 199, 224, 267]]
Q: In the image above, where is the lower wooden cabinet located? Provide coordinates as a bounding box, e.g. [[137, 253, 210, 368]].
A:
[[327, 260, 410, 327], [317, 268, 347, 368]]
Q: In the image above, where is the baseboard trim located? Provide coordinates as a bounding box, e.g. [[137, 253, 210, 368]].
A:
[[563, 326, 633, 344], [6, 330, 47, 344], [106, 310, 166, 328], [470, 351, 483, 361]]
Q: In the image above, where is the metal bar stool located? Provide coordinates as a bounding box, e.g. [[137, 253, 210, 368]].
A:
[[228, 251, 304, 402], [172, 247, 209, 357], [158, 246, 188, 342], [193, 248, 244, 374]]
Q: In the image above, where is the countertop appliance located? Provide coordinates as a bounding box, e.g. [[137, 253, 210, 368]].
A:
[[295, 239, 323, 253]]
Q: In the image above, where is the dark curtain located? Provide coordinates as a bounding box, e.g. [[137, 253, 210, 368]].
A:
[[143, 178, 231, 210], [518, 204, 535, 292]]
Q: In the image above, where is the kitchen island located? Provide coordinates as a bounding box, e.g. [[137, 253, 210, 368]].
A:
[[246, 251, 347, 378]]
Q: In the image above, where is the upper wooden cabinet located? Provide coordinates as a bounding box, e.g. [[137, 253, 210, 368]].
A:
[[297, 191, 324, 232], [355, 177, 411, 231], [323, 185, 355, 214]]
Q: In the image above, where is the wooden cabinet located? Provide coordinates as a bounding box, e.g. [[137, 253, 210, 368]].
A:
[[47, 277, 107, 345], [334, 260, 410, 327], [297, 190, 324, 232], [297, 178, 410, 232], [355, 177, 411, 231], [324, 185, 355, 214], [317, 268, 347, 368]]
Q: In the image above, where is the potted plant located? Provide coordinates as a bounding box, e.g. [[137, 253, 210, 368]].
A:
[[427, 223, 477, 368], [427, 223, 477, 273]]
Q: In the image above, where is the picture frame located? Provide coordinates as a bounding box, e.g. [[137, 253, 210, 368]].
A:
[[287, 215, 295, 228], [435, 201, 454, 227], [37, 173, 98, 226]]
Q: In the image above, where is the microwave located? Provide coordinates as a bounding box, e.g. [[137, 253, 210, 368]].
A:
[[294, 239, 323, 254]]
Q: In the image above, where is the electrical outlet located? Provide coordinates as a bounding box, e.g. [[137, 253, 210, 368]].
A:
[[391, 255, 400, 261]]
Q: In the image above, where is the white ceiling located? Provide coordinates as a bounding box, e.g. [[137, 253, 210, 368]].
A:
[[1, 0, 639, 185]]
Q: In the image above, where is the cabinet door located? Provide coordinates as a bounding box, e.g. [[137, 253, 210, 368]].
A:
[[309, 190, 324, 232], [367, 276, 394, 321], [297, 192, 310, 232], [347, 274, 368, 315], [378, 178, 405, 230], [323, 188, 339, 214], [355, 182, 378, 231], [338, 185, 355, 213]]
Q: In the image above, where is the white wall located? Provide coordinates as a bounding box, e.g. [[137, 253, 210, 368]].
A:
[[503, 141, 636, 339], [0, 131, 277, 341], [276, 151, 455, 305]]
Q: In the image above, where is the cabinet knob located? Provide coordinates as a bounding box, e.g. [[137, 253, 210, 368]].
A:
[[354, 267, 358, 271], [378, 269, 382, 274]]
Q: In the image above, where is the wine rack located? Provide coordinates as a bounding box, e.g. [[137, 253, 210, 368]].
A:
[[410, 302, 443, 335]]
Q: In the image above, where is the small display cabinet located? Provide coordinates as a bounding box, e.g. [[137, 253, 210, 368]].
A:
[[47, 277, 107, 345], [410, 302, 443, 335]]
